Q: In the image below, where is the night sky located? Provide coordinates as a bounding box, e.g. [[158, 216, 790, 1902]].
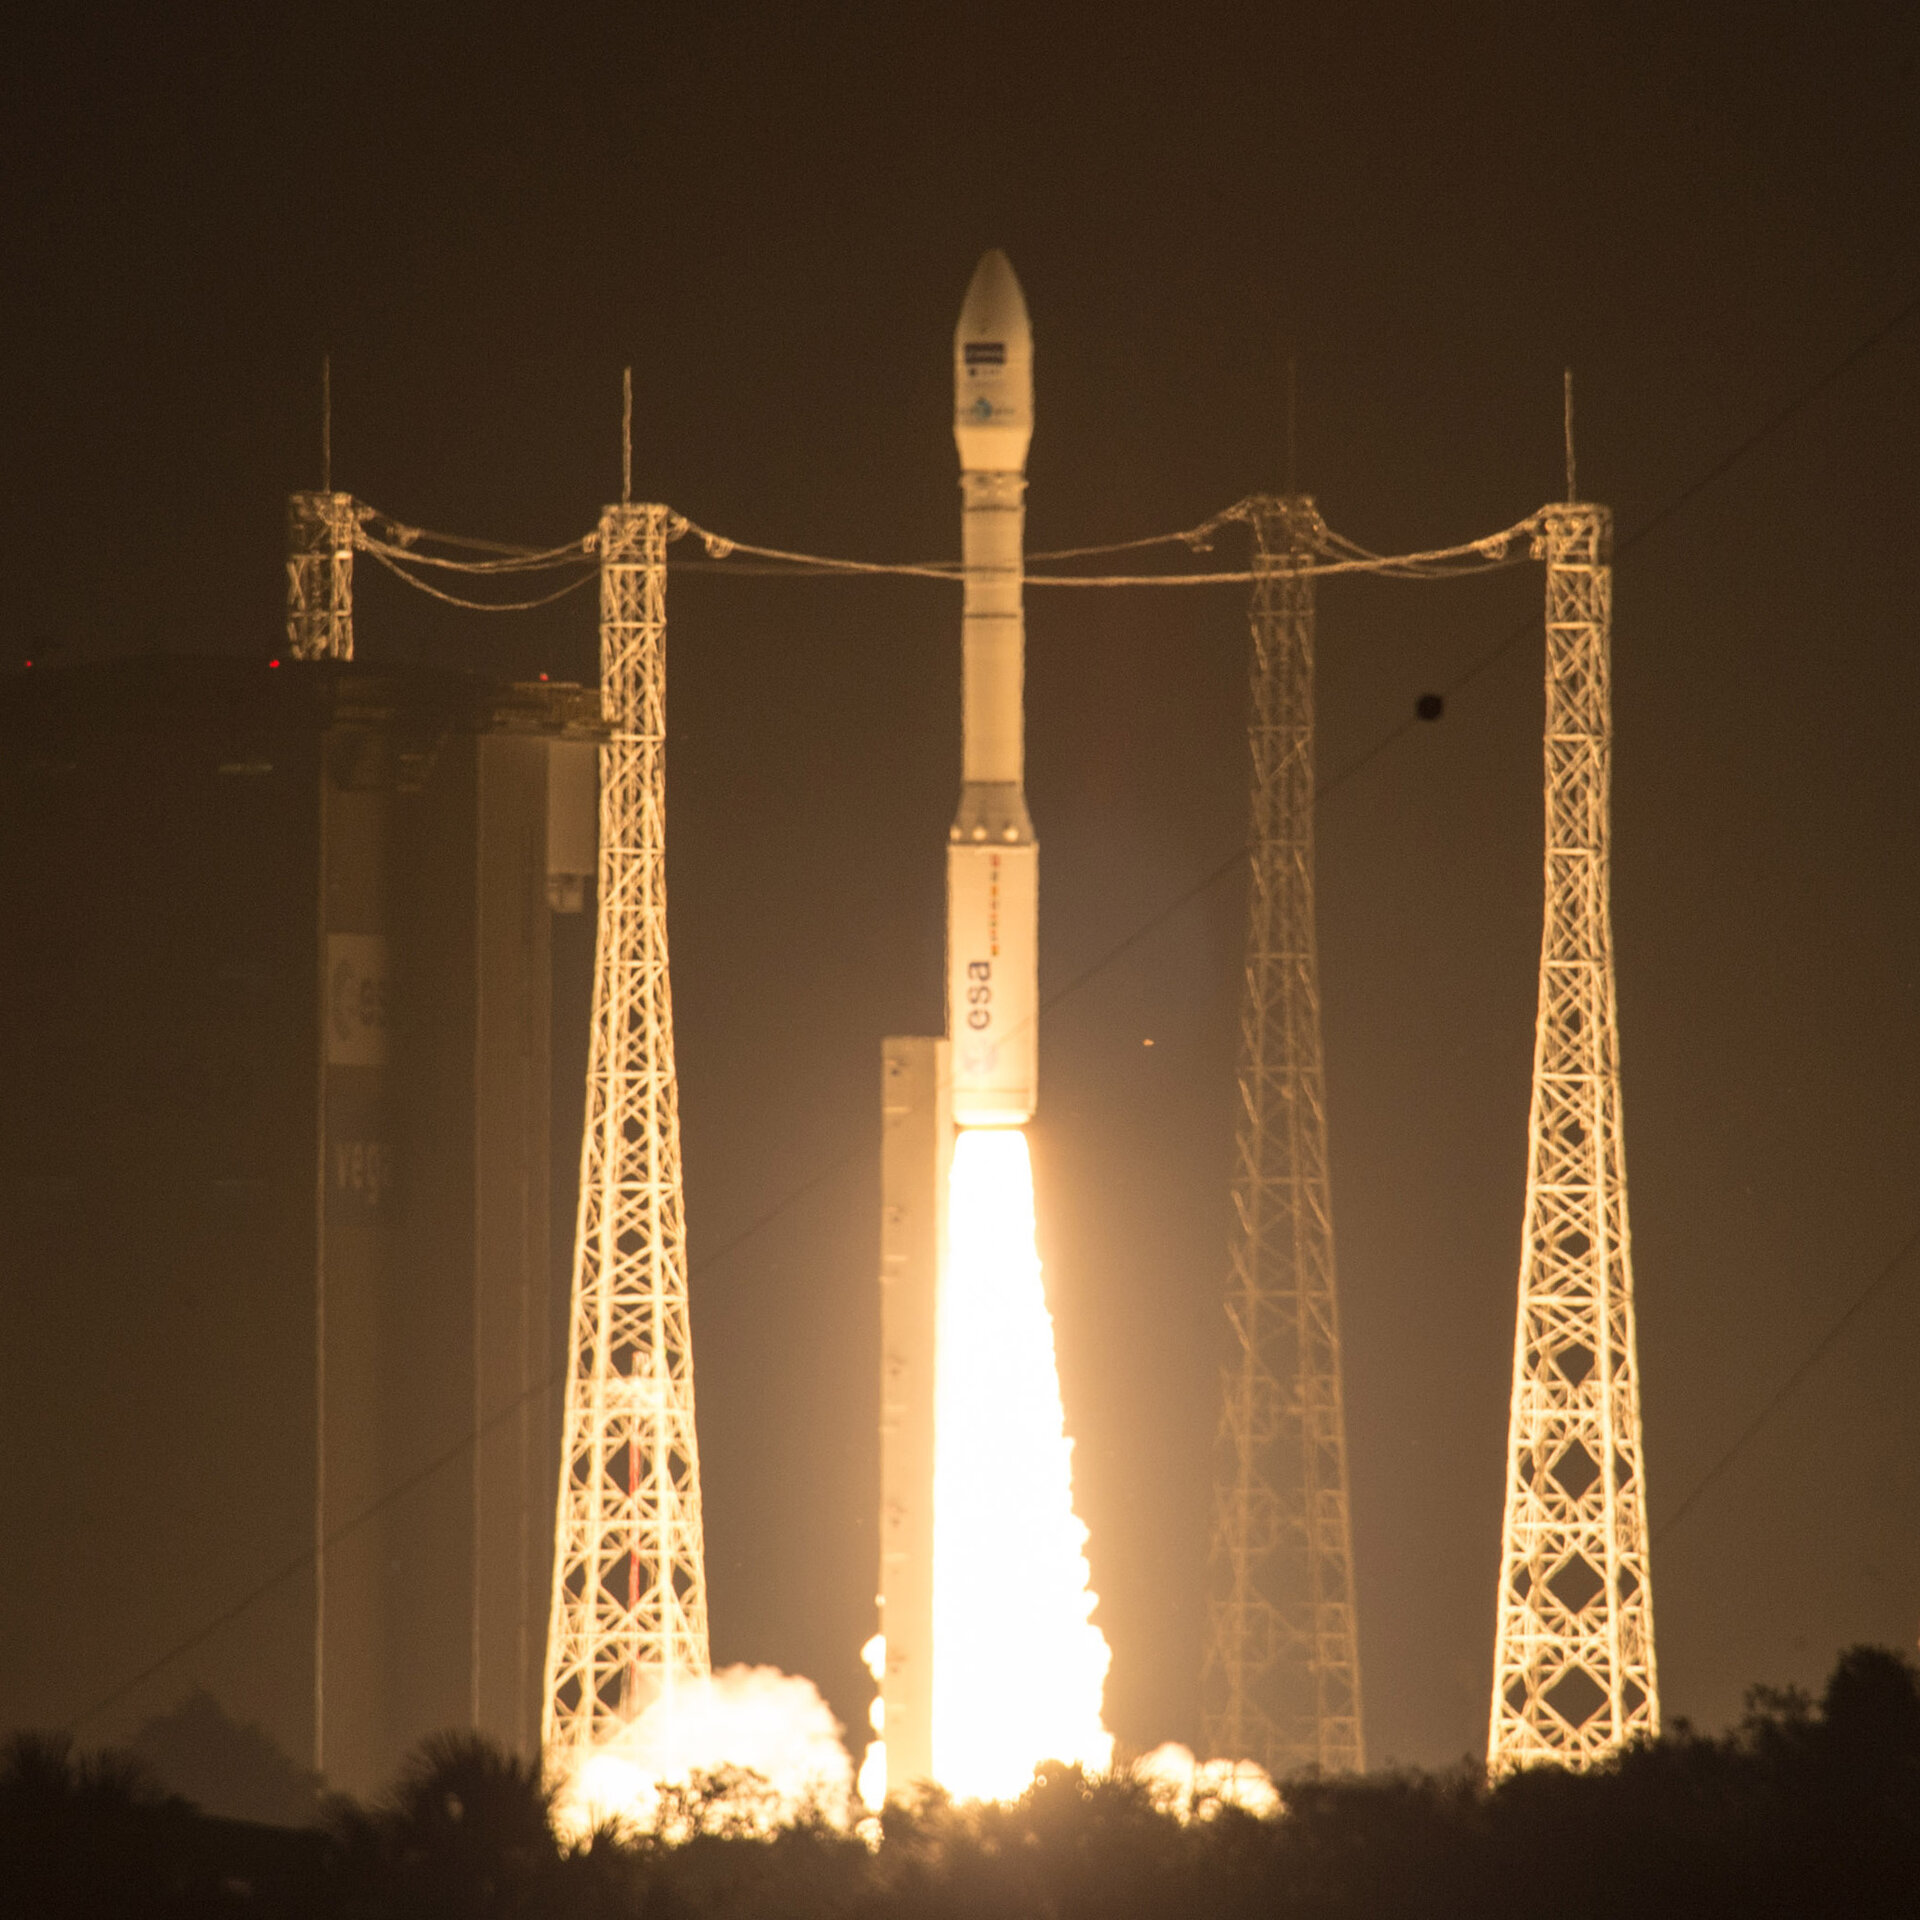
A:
[[6, 5, 1919, 1772]]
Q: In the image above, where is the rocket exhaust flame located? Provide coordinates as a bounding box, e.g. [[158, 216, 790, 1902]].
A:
[[933, 1127, 1112, 1799]]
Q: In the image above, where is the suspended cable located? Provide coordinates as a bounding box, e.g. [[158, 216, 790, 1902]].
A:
[[1026, 511, 1239, 562], [360, 544, 598, 612], [357, 527, 596, 576], [349, 496, 1534, 598], [357, 510, 594, 566], [674, 519, 961, 581], [670, 506, 1542, 588], [345, 275, 1920, 604]]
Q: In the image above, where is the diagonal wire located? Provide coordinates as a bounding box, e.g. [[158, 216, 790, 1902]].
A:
[[1653, 1222, 1920, 1544], [67, 1144, 862, 1735], [68, 283, 1920, 1737], [1316, 280, 1920, 793]]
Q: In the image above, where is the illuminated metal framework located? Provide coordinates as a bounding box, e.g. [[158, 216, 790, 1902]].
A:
[[542, 503, 712, 1768], [1204, 495, 1365, 1778], [1489, 503, 1658, 1771], [286, 491, 359, 661]]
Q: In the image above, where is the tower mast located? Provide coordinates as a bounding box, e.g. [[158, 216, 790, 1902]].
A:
[[287, 362, 356, 662], [1488, 499, 1658, 1770], [1204, 494, 1364, 1777], [286, 492, 357, 662], [542, 501, 711, 1773]]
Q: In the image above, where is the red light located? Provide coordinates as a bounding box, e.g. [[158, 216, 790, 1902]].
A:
[[539, 672, 549, 681], [268, 658, 281, 669]]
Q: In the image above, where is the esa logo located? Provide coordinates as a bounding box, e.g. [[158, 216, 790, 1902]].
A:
[[966, 958, 992, 1030]]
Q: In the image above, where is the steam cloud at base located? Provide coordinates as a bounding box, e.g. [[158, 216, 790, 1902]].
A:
[[554, 1666, 854, 1838]]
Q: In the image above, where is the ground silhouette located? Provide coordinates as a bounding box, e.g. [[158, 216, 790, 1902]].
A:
[[3, 1646, 1915, 1916]]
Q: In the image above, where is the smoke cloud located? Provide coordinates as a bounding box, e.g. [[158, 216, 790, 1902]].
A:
[[556, 1665, 855, 1837]]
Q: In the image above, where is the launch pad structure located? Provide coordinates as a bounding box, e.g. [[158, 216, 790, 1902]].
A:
[[1488, 502, 1657, 1770], [876, 1038, 951, 1791], [273, 333, 1662, 1797], [1203, 495, 1366, 1780], [286, 490, 359, 663], [541, 502, 712, 1771]]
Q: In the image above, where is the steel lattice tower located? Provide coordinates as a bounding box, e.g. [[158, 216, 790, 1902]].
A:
[[1488, 501, 1658, 1771], [286, 491, 358, 661], [542, 502, 711, 1772], [1204, 494, 1365, 1778]]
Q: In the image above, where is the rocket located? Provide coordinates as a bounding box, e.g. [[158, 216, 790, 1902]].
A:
[[947, 250, 1038, 1127]]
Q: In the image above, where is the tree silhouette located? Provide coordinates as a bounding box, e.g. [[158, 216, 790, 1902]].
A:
[[327, 1730, 567, 1918], [0, 1729, 189, 1917], [1, 1647, 1915, 1915]]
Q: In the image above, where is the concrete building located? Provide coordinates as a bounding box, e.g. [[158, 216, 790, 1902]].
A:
[[0, 656, 601, 1797]]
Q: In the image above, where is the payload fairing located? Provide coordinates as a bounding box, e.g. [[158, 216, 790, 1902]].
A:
[[947, 250, 1038, 1127]]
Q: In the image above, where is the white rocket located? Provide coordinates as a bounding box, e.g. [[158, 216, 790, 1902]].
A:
[[947, 250, 1038, 1127]]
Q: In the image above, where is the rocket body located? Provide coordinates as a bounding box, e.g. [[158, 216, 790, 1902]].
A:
[[948, 251, 1038, 1127]]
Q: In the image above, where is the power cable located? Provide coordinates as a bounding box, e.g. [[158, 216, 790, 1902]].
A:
[[1653, 1222, 1920, 1545], [1621, 285, 1920, 560], [670, 508, 1541, 588], [358, 516, 593, 566], [351, 279, 1920, 605], [1026, 518, 1236, 562], [359, 545, 599, 613], [356, 534, 596, 577]]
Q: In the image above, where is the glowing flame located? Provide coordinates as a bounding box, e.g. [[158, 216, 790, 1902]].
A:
[[552, 1666, 853, 1838], [1132, 1742, 1282, 1821], [932, 1126, 1111, 1800], [856, 1633, 889, 1812]]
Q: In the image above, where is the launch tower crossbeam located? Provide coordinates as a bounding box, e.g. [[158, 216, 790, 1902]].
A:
[[542, 503, 711, 1769], [1488, 502, 1658, 1771], [1204, 495, 1365, 1779]]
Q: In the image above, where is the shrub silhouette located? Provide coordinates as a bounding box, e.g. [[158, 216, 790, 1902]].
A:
[[0, 1730, 192, 1918], [326, 1730, 565, 1918], [2, 1646, 1916, 1915]]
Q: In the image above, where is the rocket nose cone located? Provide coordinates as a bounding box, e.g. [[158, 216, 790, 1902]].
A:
[[956, 249, 1031, 348], [954, 250, 1033, 471]]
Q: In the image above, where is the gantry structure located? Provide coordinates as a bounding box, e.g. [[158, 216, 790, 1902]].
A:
[[1204, 494, 1365, 1779], [1488, 500, 1658, 1770], [286, 491, 359, 661], [542, 501, 712, 1770]]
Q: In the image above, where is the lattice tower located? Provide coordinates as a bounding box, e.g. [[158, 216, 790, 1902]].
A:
[[542, 503, 711, 1770], [286, 491, 358, 661], [1488, 502, 1658, 1771], [1203, 494, 1365, 1778]]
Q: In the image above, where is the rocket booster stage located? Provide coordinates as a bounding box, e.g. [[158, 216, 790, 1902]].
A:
[[948, 251, 1038, 1127]]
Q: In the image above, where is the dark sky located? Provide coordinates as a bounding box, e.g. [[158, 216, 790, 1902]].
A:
[[6, 4, 1919, 1772]]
